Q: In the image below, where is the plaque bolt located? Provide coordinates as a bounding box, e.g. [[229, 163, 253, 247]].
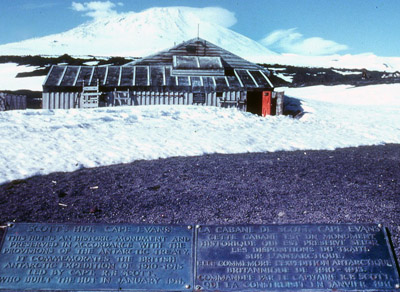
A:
[[395, 284, 400, 289], [196, 285, 202, 290], [378, 223, 382, 228], [7, 223, 14, 228], [185, 285, 191, 289], [187, 225, 192, 230], [196, 225, 201, 229]]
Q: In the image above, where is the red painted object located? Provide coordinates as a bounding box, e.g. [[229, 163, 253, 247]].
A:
[[262, 91, 272, 116]]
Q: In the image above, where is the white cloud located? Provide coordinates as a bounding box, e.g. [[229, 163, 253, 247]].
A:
[[71, 1, 121, 18], [139, 6, 237, 28], [186, 7, 237, 28], [260, 28, 348, 56], [71, 3, 236, 27]]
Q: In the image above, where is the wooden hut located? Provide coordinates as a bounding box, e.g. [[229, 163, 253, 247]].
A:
[[42, 38, 281, 116]]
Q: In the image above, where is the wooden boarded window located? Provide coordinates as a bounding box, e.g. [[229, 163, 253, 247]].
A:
[[193, 93, 206, 103]]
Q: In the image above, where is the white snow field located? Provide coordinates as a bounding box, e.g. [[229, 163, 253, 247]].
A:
[[1, 84, 400, 184], [0, 63, 45, 91]]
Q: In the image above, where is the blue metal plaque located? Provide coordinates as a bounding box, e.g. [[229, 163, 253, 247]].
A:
[[0, 223, 194, 291], [1, 223, 399, 291], [195, 224, 400, 291]]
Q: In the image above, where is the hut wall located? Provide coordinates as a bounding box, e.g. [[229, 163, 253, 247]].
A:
[[43, 92, 79, 109], [42, 90, 251, 111], [130, 91, 192, 106], [218, 91, 246, 109]]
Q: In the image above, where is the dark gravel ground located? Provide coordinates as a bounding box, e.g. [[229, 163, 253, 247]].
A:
[[0, 144, 399, 264]]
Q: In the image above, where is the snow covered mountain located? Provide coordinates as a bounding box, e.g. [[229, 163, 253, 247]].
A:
[[0, 7, 275, 62], [1, 6, 399, 72]]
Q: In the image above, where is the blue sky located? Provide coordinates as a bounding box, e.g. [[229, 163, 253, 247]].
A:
[[0, 0, 399, 56]]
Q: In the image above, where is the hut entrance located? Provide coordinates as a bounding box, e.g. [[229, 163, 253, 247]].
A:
[[247, 91, 272, 116], [262, 91, 272, 116], [247, 91, 262, 115], [81, 81, 100, 108]]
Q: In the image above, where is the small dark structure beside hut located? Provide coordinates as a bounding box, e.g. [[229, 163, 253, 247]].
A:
[[43, 38, 282, 116], [0, 92, 27, 111]]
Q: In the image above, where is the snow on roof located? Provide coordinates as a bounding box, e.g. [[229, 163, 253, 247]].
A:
[[125, 38, 269, 72], [43, 39, 273, 91]]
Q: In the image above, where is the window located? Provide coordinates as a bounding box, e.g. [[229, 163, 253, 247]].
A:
[[186, 45, 197, 53], [193, 93, 206, 103]]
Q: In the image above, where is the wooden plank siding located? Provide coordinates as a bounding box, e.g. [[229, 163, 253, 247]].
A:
[[0, 93, 27, 111], [42, 92, 80, 109], [43, 90, 247, 109]]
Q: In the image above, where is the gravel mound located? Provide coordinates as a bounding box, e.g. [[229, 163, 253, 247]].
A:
[[1, 144, 399, 263]]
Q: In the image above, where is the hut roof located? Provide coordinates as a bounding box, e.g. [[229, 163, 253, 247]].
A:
[[43, 38, 273, 92], [125, 38, 268, 71]]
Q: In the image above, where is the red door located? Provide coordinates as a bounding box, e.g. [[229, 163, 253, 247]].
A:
[[262, 91, 271, 116]]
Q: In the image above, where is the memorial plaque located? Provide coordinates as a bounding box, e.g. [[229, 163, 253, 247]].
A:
[[0, 223, 194, 291], [195, 224, 400, 291]]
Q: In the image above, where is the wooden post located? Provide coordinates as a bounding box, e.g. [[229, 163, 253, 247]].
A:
[[42, 93, 49, 109], [276, 91, 284, 116]]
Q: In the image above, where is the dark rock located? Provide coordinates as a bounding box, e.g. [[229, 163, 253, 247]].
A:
[[148, 185, 161, 191], [89, 206, 101, 214], [57, 190, 69, 198]]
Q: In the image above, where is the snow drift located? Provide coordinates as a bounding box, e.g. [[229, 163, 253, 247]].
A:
[[1, 84, 400, 185]]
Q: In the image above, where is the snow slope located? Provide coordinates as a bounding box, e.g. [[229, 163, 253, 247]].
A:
[[0, 7, 275, 63], [1, 84, 399, 185], [0, 63, 45, 91], [269, 53, 400, 72]]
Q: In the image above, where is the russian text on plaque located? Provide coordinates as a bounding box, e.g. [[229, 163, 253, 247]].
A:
[[195, 224, 400, 291], [0, 223, 194, 291]]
